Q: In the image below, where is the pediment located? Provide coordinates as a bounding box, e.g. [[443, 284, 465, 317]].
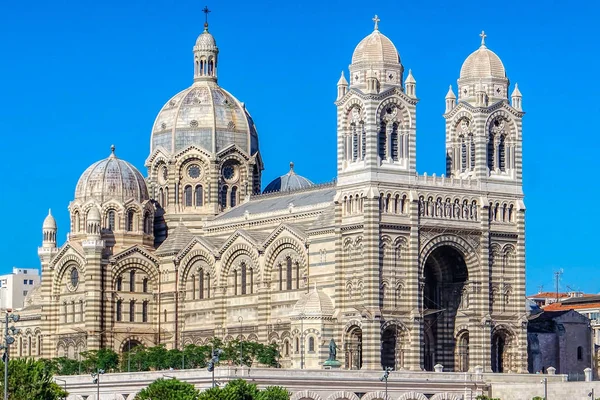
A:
[[175, 236, 219, 263], [50, 242, 86, 269], [110, 244, 159, 265], [262, 223, 308, 249]]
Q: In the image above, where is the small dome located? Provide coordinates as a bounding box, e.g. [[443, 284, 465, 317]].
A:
[[459, 33, 505, 80], [43, 209, 57, 230], [75, 146, 149, 203], [292, 285, 335, 318], [195, 27, 217, 49], [352, 29, 400, 65], [88, 205, 101, 222], [263, 162, 314, 193]]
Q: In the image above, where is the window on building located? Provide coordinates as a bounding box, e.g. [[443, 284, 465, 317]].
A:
[[116, 276, 122, 291], [241, 263, 247, 295], [130, 270, 135, 292], [308, 337, 315, 352], [142, 301, 148, 323], [199, 270, 204, 299], [23, 290, 28, 296], [230, 186, 238, 208], [184, 185, 193, 207], [28, 280, 33, 285], [286, 257, 292, 290], [129, 300, 135, 322], [578, 346, 583, 360], [23, 280, 28, 285], [116, 300, 122, 322], [107, 210, 116, 231], [195, 185, 203, 207], [142, 278, 148, 293], [126, 209, 135, 231]]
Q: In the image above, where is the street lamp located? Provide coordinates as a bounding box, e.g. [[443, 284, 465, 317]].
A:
[[589, 388, 595, 399], [238, 316, 243, 367], [1, 312, 20, 400], [91, 369, 105, 400], [541, 377, 548, 400], [380, 367, 392, 399]]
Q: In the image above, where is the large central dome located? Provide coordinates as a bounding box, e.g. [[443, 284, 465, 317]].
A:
[[150, 84, 259, 156], [149, 24, 259, 158]]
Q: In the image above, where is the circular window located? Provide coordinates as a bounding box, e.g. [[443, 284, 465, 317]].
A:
[[68, 267, 79, 291], [222, 165, 236, 182], [187, 164, 202, 179]]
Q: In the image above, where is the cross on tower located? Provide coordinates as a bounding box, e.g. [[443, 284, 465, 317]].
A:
[[202, 6, 211, 24], [372, 15, 380, 31], [480, 30, 487, 46]]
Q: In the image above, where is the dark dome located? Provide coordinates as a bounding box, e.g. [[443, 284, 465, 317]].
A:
[[264, 162, 314, 193]]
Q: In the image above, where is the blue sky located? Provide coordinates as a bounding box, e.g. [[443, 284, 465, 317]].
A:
[[1, 0, 598, 295]]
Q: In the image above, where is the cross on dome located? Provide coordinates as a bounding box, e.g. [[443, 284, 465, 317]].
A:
[[480, 30, 487, 46], [372, 15, 380, 31], [202, 6, 211, 30]]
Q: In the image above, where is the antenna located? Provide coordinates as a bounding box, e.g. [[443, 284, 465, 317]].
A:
[[537, 285, 544, 294], [554, 269, 563, 302]]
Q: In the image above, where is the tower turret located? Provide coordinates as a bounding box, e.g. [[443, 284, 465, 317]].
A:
[[405, 69, 416, 98], [86, 205, 101, 239], [445, 85, 456, 113], [337, 71, 348, 100], [511, 83, 522, 111], [193, 7, 219, 83], [42, 209, 57, 249]]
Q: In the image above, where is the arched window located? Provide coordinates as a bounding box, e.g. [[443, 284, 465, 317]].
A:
[[308, 337, 315, 352], [74, 211, 80, 232], [233, 269, 238, 296], [487, 132, 495, 171], [142, 301, 148, 323], [378, 122, 386, 160], [360, 123, 366, 160], [199, 270, 204, 299], [249, 268, 254, 294], [143, 212, 152, 234], [129, 300, 135, 322], [469, 135, 475, 169], [220, 185, 228, 209], [241, 263, 247, 295], [142, 278, 148, 293], [126, 209, 135, 232], [107, 210, 116, 231], [164, 187, 169, 206], [278, 264, 283, 291], [351, 123, 358, 162], [296, 262, 300, 289], [284, 341, 290, 357], [208, 59, 214, 75], [230, 186, 238, 208], [116, 275, 122, 291], [159, 188, 165, 207], [460, 136, 467, 172], [195, 185, 203, 207], [286, 257, 293, 290], [391, 123, 399, 161], [184, 185, 193, 207], [129, 270, 136, 292], [116, 300, 122, 322], [499, 135, 506, 171]]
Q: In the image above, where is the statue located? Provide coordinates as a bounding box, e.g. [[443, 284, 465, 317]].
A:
[[323, 338, 341, 368], [328, 338, 338, 361]]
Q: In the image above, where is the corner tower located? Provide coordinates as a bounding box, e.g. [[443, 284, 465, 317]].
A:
[[336, 16, 417, 186], [445, 31, 524, 187], [146, 9, 263, 231]]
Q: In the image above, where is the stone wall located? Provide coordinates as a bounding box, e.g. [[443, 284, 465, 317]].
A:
[[491, 380, 600, 400]]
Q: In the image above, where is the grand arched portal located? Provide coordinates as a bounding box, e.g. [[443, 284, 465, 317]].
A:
[[422, 245, 468, 371]]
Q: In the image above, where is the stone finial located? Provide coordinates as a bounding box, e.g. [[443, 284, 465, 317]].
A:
[[372, 15, 380, 31], [547, 366, 556, 375], [434, 363, 444, 372], [480, 30, 487, 46]]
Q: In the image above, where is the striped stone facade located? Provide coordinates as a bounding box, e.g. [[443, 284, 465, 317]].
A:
[[15, 20, 526, 373]]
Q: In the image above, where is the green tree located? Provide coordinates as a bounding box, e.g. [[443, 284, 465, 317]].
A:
[[219, 379, 259, 400], [0, 358, 68, 400], [134, 378, 200, 400], [80, 348, 120, 373], [257, 386, 290, 400]]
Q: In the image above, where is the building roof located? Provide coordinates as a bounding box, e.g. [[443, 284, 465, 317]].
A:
[[156, 220, 194, 256], [459, 33, 505, 80], [75, 146, 149, 204], [263, 162, 314, 193], [214, 184, 336, 221], [292, 285, 335, 318], [544, 299, 600, 311], [351, 26, 400, 65], [527, 291, 570, 299], [42, 209, 57, 230]]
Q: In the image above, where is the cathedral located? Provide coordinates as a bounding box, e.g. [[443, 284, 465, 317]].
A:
[[17, 15, 527, 373]]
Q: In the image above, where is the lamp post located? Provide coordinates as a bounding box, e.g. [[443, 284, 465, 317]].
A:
[[589, 388, 595, 399], [1, 312, 20, 400], [91, 368, 104, 400], [541, 377, 548, 400], [380, 367, 391, 399], [238, 316, 243, 367]]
